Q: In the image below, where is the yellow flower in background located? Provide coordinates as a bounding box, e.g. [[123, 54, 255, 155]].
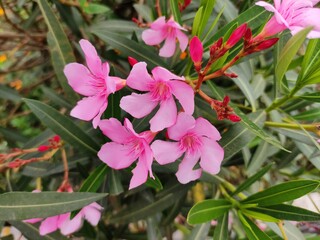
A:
[[0, 7, 4, 16], [0, 54, 7, 63], [9, 79, 23, 90]]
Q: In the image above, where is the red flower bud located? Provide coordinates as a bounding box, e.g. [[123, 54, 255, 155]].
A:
[[189, 36, 203, 69], [226, 23, 247, 49], [52, 135, 61, 143], [228, 114, 241, 122], [244, 28, 252, 43], [128, 56, 138, 67], [255, 38, 279, 51], [38, 145, 50, 152], [8, 159, 22, 168], [223, 96, 230, 106]]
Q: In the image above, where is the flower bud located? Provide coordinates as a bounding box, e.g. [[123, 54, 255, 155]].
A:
[[226, 23, 247, 49], [128, 56, 138, 67], [38, 145, 50, 152], [228, 114, 241, 122], [189, 36, 203, 70], [255, 38, 279, 51]]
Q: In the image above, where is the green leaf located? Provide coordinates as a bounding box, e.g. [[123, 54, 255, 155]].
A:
[[145, 174, 163, 190], [246, 141, 270, 174], [198, 0, 216, 37], [300, 38, 320, 81], [133, 4, 153, 22], [207, 81, 287, 152], [299, 92, 320, 102], [250, 204, 320, 221], [0, 84, 21, 102], [187, 223, 211, 240], [170, 0, 182, 25], [91, 30, 169, 69], [110, 183, 192, 223], [107, 169, 124, 195], [241, 180, 320, 206], [9, 221, 68, 240], [241, 208, 279, 222], [41, 86, 72, 109], [232, 163, 273, 196], [90, 20, 141, 34], [23, 98, 100, 154], [292, 108, 320, 121], [276, 27, 311, 88], [187, 199, 231, 224], [83, 3, 110, 14], [79, 164, 108, 193], [192, 6, 203, 36], [0, 192, 107, 220], [238, 211, 272, 240], [104, 91, 121, 120], [213, 213, 229, 240], [36, 0, 78, 103]]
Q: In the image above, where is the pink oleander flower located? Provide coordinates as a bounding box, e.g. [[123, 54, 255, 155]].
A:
[[142, 16, 188, 57], [256, 0, 320, 39], [25, 203, 103, 236], [151, 112, 224, 184], [120, 62, 194, 132], [64, 39, 125, 128], [98, 118, 155, 189], [189, 36, 203, 71]]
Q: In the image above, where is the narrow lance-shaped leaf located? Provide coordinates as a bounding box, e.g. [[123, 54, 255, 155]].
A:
[[249, 204, 320, 221], [79, 164, 108, 193], [187, 199, 232, 224], [213, 213, 229, 240], [37, 0, 78, 102], [241, 180, 320, 206], [24, 98, 100, 154], [232, 163, 273, 196], [0, 192, 107, 221], [169, 0, 182, 25]]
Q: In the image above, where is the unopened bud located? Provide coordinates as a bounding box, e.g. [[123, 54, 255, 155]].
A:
[[222, 96, 230, 106], [228, 114, 241, 122], [226, 23, 247, 49], [244, 28, 252, 44], [38, 145, 50, 152], [255, 38, 279, 51], [128, 56, 138, 67], [190, 36, 203, 70], [52, 135, 61, 143]]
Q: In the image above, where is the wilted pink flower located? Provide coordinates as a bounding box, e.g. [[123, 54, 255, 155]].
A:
[[120, 62, 194, 132], [189, 36, 203, 71], [142, 16, 188, 57], [151, 112, 224, 184], [225, 23, 247, 48], [98, 118, 155, 189], [64, 39, 125, 128], [256, 0, 320, 38]]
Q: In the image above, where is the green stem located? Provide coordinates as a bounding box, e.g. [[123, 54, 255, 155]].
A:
[[266, 87, 300, 112], [265, 121, 318, 132]]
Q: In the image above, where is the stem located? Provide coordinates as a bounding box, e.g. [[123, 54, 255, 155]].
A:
[[278, 221, 288, 240], [61, 148, 69, 182], [266, 87, 299, 112], [212, 175, 247, 200], [155, 0, 162, 17], [219, 185, 239, 207]]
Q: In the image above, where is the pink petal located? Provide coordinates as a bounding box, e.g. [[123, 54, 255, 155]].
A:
[[39, 216, 59, 235], [126, 62, 154, 91], [151, 140, 183, 165], [176, 152, 202, 184], [140, 142, 154, 179], [176, 30, 188, 52], [57, 213, 70, 227], [142, 29, 167, 46], [98, 142, 137, 169], [159, 35, 177, 57], [149, 96, 177, 132], [59, 213, 83, 236], [92, 101, 108, 129], [24, 218, 42, 224], [150, 16, 166, 29], [64, 63, 98, 96], [79, 39, 104, 77], [120, 93, 158, 118], [151, 66, 184, 82], [124, 118, 139, 138], [170, 80, 194, 114], [82, 203, 103, 226], [109, 76, 125, 93], [99, 118, 133, 143], [129, 158, 149, 189], [193, 117, 221, 141], [297, 8, 320, 32], [167, 112, 195, 141], [70, 94, 106, 122], [199, 137, 224, 175]]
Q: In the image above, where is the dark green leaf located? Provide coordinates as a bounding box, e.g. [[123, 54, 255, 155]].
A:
[[299, 92, 320, 102], [232, 163, 273, 196], [187, 223, 211, 240], [241, 180, 320, 206], [198, 0, 216, 37], [83, 3, 110, 14], [250, 204, 320, 221], [79, 164, 108, 193], [187, 199, 231, 224], [170, 0, 182, 24], [23, 98, 100, 154], [133, 4, 153, 22], [0, 192, 107, 220], [0, 85, 21, 102], [292, 108, 320, 121], [108, 169, 124, 195]]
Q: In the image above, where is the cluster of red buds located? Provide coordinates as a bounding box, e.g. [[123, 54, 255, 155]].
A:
[[211, 96, 241, 122], [37, 135, 62, 152]]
